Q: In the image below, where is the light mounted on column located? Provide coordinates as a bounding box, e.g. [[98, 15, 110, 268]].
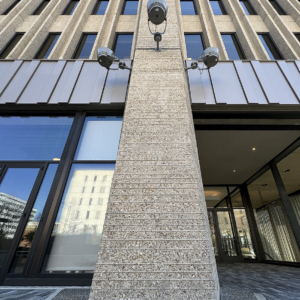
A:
[[147, 0, 168, 51], [97, 47, 132, 70], [185, 47, 219, 71]]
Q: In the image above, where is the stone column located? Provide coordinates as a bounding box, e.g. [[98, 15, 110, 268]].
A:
[[89, 0, 220, 299]]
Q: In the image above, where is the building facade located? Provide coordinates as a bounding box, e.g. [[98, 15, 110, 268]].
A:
[[0, 0, 300, 299]]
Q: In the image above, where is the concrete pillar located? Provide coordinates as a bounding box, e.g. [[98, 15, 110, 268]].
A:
[[89, 0, 220, 299]]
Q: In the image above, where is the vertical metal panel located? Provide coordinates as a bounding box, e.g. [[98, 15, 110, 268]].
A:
[[101, 61, 131, 104], [209, 62, 247, 104], [295, 61, 300, 72], [0, 61, 40, 104], [242, 62, 268, 104], [49, 61, 83, 104], [0, 61, 22, 96], [234, 61, 259, 104], [18, 61, 66, 104], [277, 61, 300, 102], [69, 61, 107, 104], [261, 62, 298, 104], [251, 61, 280, 104]]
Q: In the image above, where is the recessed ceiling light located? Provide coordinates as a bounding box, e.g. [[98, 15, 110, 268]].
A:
[[283, 169, 290, 172], [233, 170, 236, 172], [262, 184, 268, 186], [252, 148, 256, 151]]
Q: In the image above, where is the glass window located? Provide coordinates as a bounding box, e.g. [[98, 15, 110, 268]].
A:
[[269, 0, 286, 15], [277, 146, 300, 227], [230, 189, 244, 207], [9, 164, 58, 273], [295, 34, 300, 43], [73, 34, 97, 59], [233, 209, 256, 259], [0, 116, 73, 161], [248, 169, 300, 262], [258, 34, 283, 60], [33, 0, 50, 15], [63, 0, 79, 15], [0, 168, 40, 268], [2, 0, 20, 15], [35, 34, 60, 59], [113, 34, 133, 59], [122, 0, 139, 15], [184, 34, 204, 60], [0, 34, 24, 59], [92, 0, 109, 15], [210, 0, 227, 15], [221, 34, 245, 60], [180, 0, 196, 15], [74, 117, 122, 161], [42, 163, 115, 273], [204, 186, 227, 207], [239, 0, 256, 15]]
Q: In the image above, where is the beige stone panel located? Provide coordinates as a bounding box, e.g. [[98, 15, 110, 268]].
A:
[[281, 16, 300, 33], [248, 15, 269, 32], [0, 16, 5, 24], [215, 15, 235, 32], [83, 16, 104, 32], [0, 0, 43, 52], [116, 15, 137, 32], [10, 0, 69, 59], [50, 15, 73, 32], [277, 0, 300, 27], [0, 0, 28, 29], [182, 15, 202, 32], [16, 16, 38, 32], [0, 0, 15, 14]]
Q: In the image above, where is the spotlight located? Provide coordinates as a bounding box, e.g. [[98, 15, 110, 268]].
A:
[[185, 47, 219, 71], [147, 0, 168, 51], [97, 47, 131, 70]]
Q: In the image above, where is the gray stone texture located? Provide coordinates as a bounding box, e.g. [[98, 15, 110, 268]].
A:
[[89, 0, 219, 299]]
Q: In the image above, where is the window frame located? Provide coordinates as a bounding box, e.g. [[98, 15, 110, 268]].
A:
[[221, 32, 246, 60], [121, 0, 139, 15], [269, 0, 286, 15], [112, 32, 134, 60], [91, 0, 109, 15], [72, 33, 98, 59], [239, 0, 256, 15], [180, 0, 198, 15], [209, 0, 227, 15], [0, 33, 24, 59], [32, 0, 50, 15], [257, 32, 283, 60], [34, 33, 61, 59], [62, 0, 79, 15], [294, 33, 300, 43], [184, 32, 206, 60]]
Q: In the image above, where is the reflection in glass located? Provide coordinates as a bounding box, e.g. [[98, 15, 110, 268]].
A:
[[113, 34, 133, 59], [230, 189, 243, 207], [42, 164, 115, 273], [204, 186, 227, 207], [92, 0, 109, 15], [277, 147, 300, 226], [74, 117, 122, 161], [180, 1, 196, 15], [184, 34, 204, 60], [233, 209, 256, 259], [239, 0, 256, 15], [123, 0, 139, 15], [217, 211, 238, 256], [63, 0, 79, 15], [9, 164, 58, 273], [221, 34, 245, 60], [73, 34, 97, 59], [0, 116, 73, 161], [208, 211, 218, 255], [35, 34, 60, 59], [210, 0, 226, 15], [258, 34, 282, 60], [248, 169, 300, 262], [0, 168, 40, 268]]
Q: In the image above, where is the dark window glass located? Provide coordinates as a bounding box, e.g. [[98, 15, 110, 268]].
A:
[[0, 34, 24, 59], [258, 34, 282, 60], [239, 0, 256, 15], [221, 34, 245, 60], [122, 0, 139, 15], [73, 34, 97, 59], [2, 0, 20, 15], [35, 34, 60, 59], [269, 0, 286, 15], [0, 168, 40, 268], [33, 0, 50, 15], [113, 34, 133, 59], [9, 164, 58, 274], [0, 116, 73, 160], [210, 0, 226, 15], [180, 0, 196, 15], [184, 34, 204, 60], [63, 0, 79, 15], [295, 34, 300, 43], [92, 0, 109, 15]]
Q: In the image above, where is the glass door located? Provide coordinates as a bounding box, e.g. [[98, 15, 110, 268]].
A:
[[0, 164, 45, 279]]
